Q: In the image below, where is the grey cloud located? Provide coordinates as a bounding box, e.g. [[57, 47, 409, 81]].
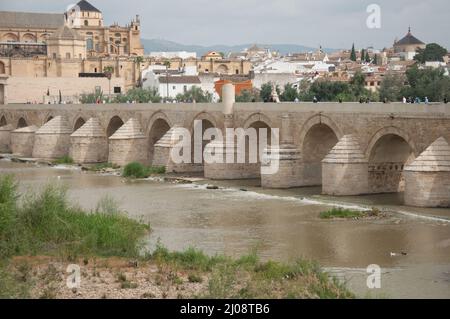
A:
[[0, 0, 448, 49]]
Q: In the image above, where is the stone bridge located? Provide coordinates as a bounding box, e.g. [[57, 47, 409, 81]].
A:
[[1, 87, 449, 208]]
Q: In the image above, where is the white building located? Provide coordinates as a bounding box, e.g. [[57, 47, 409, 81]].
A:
[[148, 51, 197, 59], [157, 76, 202, 99]]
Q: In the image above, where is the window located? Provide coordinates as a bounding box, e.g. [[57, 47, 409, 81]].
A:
[[94, 68, 97, 73], [172, 86, 176, 90], [86, 38, 93, 51], [66, 53, 71, 59], [114, 87, 121, 94], [183, 85, 187, 93], [235, 69, 239, 74], [52, 53, 57, 59], [84, 20, 88, 26]]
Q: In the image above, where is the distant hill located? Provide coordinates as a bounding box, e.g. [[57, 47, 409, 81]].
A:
[[142, 38, 338, 56]]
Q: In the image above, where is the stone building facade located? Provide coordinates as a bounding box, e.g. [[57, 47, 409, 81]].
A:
[[0, 0, 144, 103]]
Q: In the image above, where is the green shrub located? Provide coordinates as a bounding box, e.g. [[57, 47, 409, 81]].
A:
[[53, 155, 74, 165], [319, 208, 364, 219], [122, 162, 149, 178], [122, 162, 166, 178]]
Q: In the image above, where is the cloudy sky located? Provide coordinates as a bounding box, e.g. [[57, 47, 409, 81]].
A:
[[0, 0, 449, 49]]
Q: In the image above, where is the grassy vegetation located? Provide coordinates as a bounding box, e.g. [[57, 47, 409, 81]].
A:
[[319, 208, 365, 219], [53, 155, 74, 165], [0, 175, 150, 260], [151, 244, 353, 299], [319, 207, 383, 219], [86, 162, 120, 172], [122, 162, 166, 178]]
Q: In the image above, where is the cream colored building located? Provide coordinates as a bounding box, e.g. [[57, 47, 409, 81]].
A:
[[0, 0, 144, 103]]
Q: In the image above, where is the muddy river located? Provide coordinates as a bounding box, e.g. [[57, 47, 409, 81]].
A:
[[1, 159, 449, 299]]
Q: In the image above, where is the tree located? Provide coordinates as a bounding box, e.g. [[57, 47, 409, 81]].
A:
[[360, 49, 365, 62], [403, 66, 450, 102], [414, 43, 448, 63], [235, 89, 261, 102], [379, 73, 406, 102], [280, 83, 299, 102], [113, 87, 162, 103], [365, 51, 371, 63], [260, 82, 274, 102], [350, 71, 367, 98], [103, 66, 114, 96], [176, 86, 212, 103], [373, 54, 378, 65], [350, 43, 357, 61]]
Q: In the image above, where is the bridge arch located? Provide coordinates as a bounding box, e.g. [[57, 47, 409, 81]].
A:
[[366, 126, 416, 194], [17, 117, 28, 129], [242, 114, 276, 179], [106, 115, 124, 138], [298, 114, 342, 186], [147, 112, 171, 165], [243, 113, 273, 130], [190, 112, 218, 166], [73, 117, 86, 132], [0, 114, 7, 126]]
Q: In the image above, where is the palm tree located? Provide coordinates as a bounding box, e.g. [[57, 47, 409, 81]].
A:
[[135, 56, 144, 87], [103, 66, 115, 97]]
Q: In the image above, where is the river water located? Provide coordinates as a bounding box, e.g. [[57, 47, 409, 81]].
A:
[[1, 159, 449, 299]]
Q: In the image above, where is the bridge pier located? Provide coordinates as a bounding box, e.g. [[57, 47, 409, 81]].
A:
[[204, 113, 259, 179], [0, 124, 13, 153], [404, 137, 450, 207], [70, 118, 108, 164], [11, 125, 38, 157], [261, 114, 303, 188], [153, 125, 203, 173], [32, 116, 72, 160], [322, 135, 369, 196], [108, 118, 148, 166]]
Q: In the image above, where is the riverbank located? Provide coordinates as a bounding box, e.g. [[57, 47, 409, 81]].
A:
[[0, 174, 353, 299]]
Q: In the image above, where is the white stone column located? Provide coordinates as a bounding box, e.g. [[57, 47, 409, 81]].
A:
[[222, 83, 235, 115]]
